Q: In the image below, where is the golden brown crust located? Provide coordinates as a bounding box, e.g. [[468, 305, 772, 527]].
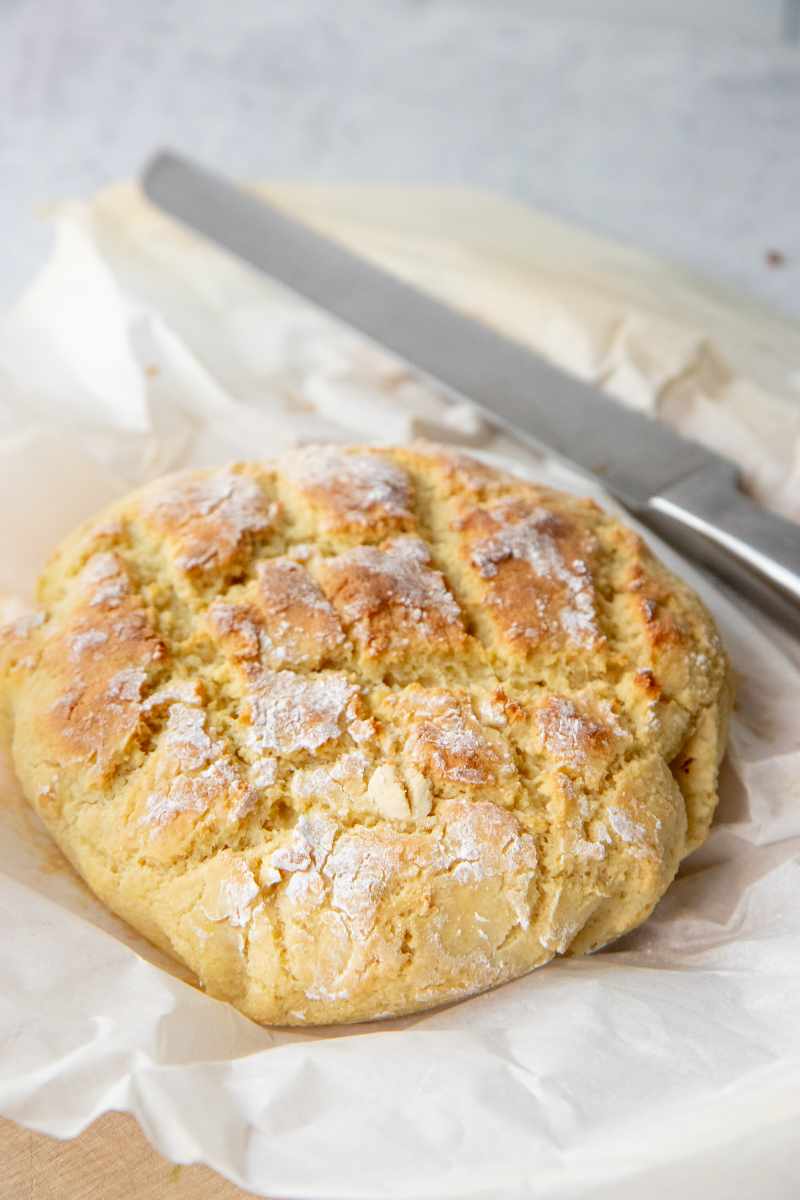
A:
[[453, 495, 604, 656], [207, 558, 346, 671], [0, 444, 732, 1024], [139, 465, 278, 576], [280, 445, 415, 541], [318, 537, 468, 667]]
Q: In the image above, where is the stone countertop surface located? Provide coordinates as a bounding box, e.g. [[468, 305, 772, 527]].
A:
[[1, 1, 798, 316]]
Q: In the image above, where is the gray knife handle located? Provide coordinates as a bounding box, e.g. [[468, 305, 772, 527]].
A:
[[645, 463, 800, 637]]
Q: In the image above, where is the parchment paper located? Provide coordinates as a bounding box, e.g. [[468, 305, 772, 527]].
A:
[[0, 183, 798, 1200]]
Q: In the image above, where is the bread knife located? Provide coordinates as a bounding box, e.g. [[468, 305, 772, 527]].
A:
[[141, 150, 800, 637]]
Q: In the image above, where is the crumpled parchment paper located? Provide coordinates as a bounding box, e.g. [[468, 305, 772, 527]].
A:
[[0, 183, 798, 1200]]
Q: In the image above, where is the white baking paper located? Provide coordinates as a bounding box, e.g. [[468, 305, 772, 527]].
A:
[[0, 183, 798, 1200]]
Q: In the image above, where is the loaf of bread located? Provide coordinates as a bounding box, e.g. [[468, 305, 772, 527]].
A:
[[0, 444, 731, 1024]]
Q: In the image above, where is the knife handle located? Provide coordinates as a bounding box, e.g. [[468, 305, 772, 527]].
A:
[[645, 463, 800, 638]]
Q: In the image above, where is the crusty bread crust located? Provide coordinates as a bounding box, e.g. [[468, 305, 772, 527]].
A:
[[0, 445, 732, 1024]]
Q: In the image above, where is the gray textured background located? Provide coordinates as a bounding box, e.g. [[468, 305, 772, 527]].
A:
[[1, 0, 799, 315]]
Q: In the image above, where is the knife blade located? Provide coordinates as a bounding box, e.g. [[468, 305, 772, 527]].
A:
[[141, 150, 800, 635]]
